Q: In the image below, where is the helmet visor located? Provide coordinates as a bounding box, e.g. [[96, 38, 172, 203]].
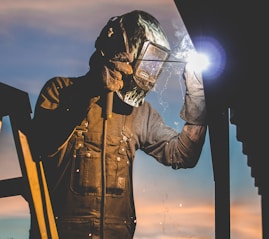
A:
[[117, 41, 170, 107]]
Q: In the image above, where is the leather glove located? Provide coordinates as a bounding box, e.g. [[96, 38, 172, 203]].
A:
[[180, 63, 207, 124], [89, 51, 134, 92], [94, 52, 133, 92]]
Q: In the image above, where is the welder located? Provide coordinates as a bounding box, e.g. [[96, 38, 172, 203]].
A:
[[29, 10, 207, 239]]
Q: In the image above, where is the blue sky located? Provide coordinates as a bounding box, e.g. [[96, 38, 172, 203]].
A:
[[0, 1, 262, 238]]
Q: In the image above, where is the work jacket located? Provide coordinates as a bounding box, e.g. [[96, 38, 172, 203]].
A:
[[29, 72, 206, 239]]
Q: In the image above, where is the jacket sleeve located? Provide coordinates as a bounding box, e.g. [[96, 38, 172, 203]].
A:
[[136, 102, 207, 169]]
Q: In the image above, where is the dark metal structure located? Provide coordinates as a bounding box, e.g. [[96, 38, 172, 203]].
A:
[[174, 1, 268, 238], [0, 82, 59, 239]]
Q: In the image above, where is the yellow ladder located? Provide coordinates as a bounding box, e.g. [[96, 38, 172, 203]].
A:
[[0, 82, 59, 239]]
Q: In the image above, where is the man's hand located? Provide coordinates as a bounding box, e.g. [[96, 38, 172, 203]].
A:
[[102, 52, 133, 92], [180, 63, 207, 125], [184, 63, 204, 98]]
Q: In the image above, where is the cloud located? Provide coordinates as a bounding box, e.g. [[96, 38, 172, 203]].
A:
[[0, 0, 178, 38], [0, 122, 22, 180], [0, 196, 29, 217], [231, 202, 262, 239], [0, 195, 261, 239], [134, 201, 262, 239]]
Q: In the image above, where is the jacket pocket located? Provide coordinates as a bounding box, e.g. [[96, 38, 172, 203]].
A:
[[70, 147, 101, 195]]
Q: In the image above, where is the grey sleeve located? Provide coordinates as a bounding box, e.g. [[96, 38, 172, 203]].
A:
[[137, 103, 207, 169]]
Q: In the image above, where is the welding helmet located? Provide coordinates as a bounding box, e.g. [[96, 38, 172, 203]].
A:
[[94, 10, 171, 107]]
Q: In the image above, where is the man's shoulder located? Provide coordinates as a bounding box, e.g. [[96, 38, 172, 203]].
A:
[[45, 76, 76, 88], [140, 100, 153, 109], [133, 100, 155, 115], [42, 75, 87, 92]]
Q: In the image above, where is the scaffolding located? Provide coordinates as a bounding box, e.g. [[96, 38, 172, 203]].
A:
[[0, 82, 58, 239]]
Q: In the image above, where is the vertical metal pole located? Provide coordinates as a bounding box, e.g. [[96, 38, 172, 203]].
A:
[[208, 106, 230, 239], [100, 92, 113, 239]]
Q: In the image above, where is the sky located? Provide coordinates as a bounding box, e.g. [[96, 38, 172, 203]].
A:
[[0, 1, 262, 239]]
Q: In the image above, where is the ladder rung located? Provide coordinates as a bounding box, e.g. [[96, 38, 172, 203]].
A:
[[0, 177, 24, 197]]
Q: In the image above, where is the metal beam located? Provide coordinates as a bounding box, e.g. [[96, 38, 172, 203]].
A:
[[0, 82, 59, 239]]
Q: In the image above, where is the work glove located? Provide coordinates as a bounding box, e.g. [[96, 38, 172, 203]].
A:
[[90, 51, 133, 92], [180, 63, 207, 125]]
